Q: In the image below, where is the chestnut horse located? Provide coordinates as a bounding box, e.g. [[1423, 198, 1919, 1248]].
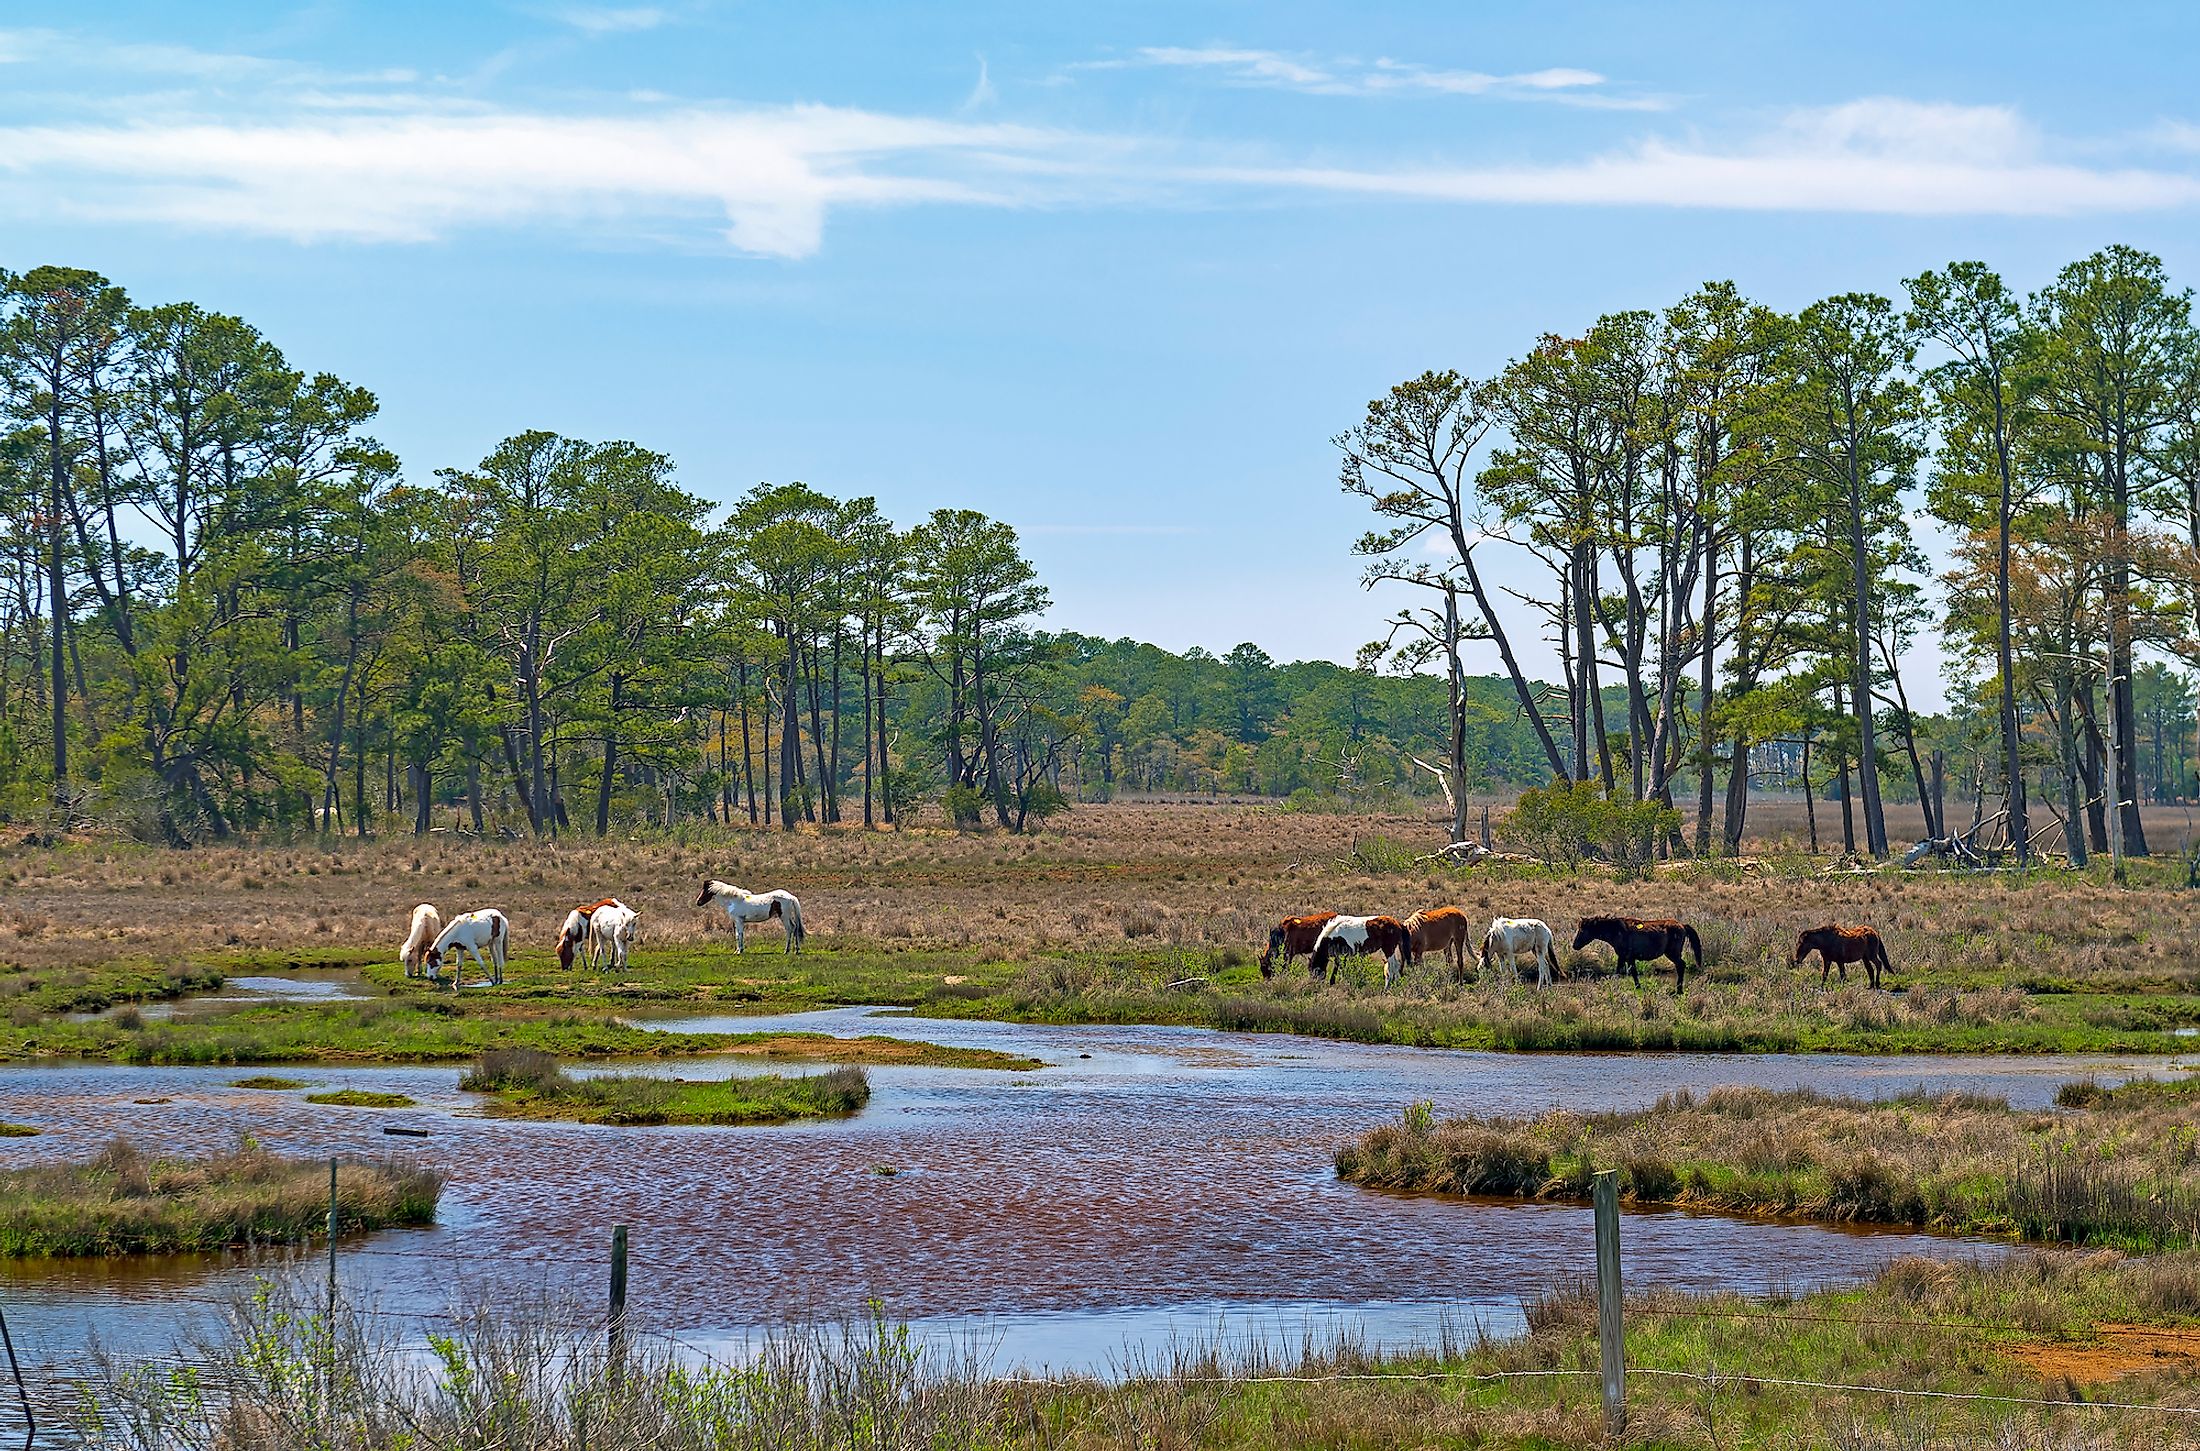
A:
[[1261, 912, 1337, 979], [1403, 906, 1474, 979], [1311, 915, 1412, 987], [1572, 914, 1702, 993], [1795, 924, 1892, 989]]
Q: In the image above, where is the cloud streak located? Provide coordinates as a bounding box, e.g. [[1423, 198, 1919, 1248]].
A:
[[1, 83, 2194, 258], [1089, 45, 1662, 108]]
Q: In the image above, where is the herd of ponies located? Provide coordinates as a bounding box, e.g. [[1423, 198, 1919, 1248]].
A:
[[394, 880, 805, 988], [387, 874, 1889, 998], [1262, 909, 1893, 993]]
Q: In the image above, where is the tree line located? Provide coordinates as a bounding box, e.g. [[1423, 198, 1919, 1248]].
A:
[[1341, 246, 2200, 864], [0, 263, 1577, 841]]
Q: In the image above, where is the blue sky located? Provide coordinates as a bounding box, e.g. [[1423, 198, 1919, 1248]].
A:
[[11, 3, 2200, 709]]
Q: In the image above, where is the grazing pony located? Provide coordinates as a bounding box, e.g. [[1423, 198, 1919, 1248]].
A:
[[557, 898, 625, 970], [1477, 917, 1557, 988], [398, 904, 442, 979], [1794, 924, 1891, 989], [1572, 915, 1702, 993], [423, 909, 509, 988], [695, 881, 805, 954], [1402, 906, 1475, 979], [1310, 915, 1412, 988], [587, 900, 639, 973], [1261, 912, 1338, 978]]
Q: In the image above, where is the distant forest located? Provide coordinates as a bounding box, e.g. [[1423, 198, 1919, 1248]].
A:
[[3, 252, 2199, 854]]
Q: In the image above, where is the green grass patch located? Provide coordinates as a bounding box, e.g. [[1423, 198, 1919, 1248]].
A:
[[0, 1124, 37, 1138], [0, 1139, 440, 1256], [459, 1047, 867, 1126], [229, 1075, 311, 1090], [1338, 1078, 2200, 1250], [304, 1090, 416, 1108]]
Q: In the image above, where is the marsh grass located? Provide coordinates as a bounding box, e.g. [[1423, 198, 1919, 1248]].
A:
[[70, 1252, 2200, 1450], [460, 1048, 869, 1125], [304, 1089, 415, 1108], [0, 1140, 440, 1256], [9, 802, 2200, 1062], [1338, 1079, 2200, 1249], [229, 1075, 310, 1089]]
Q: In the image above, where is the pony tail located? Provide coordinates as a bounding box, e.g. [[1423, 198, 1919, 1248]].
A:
[[1683, 923, 1704, 968], [789, 898, 805, 945]]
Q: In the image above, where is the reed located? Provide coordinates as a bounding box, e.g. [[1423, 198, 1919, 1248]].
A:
[[1337, 1079, 2200, 1250], [70, 1252, 2200, 1450], [0, 1140, 440, 1256]]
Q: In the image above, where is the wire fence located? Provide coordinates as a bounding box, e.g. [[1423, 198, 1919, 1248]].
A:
[[12, 1167, 2200, 1447]]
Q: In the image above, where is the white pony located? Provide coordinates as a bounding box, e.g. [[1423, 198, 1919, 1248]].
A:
[[695, 881, 805, 954], [587, 900, 638, 972], [1477, 917, 1557, 988], [424, 909, 509, 987], [398, 903, 442, 979]]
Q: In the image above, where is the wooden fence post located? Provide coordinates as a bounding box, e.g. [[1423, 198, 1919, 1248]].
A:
[[608, 1225, 629, 1392], [1594, 1168, 1625, 1438]]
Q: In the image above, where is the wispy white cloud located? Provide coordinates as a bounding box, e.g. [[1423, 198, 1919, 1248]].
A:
[[1, 59, 2194, 259], [0, 106, 1108, 258], [1206, 98, 2199, 216], [545, 5, 672, 35], [962, 53, 996, 111], [1081, 45, 1660, 108]]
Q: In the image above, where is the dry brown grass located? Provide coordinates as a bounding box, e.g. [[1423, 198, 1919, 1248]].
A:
[[3, 803, 2199, 1003]]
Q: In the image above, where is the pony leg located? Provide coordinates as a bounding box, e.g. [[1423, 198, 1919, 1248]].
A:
[[733, 915, 745, 953]]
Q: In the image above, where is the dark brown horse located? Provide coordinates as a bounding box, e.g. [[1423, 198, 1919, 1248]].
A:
[[1262, 911, 1338, 978], [1572, 915, 1702, 993], [1794, 924, 1892, 989]]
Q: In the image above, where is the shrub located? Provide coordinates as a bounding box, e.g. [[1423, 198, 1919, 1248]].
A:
[[1500, 781, 1680, 875], [940, 785, 987, 830]]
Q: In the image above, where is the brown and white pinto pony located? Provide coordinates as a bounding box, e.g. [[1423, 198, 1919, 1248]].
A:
[[557, 898, 624, 970], [1402, 906, 1474, 979], [1261, 912, 1337, 978], [1310, 915, 1412, 987], [1794, 924, 1892, 989], [398, 903, 442, 979], [423, 909, 509, 988], [1572, 914, 1702, 993], [695, 881, 805, 954]]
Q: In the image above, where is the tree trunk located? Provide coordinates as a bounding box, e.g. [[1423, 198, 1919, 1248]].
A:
[[737, 656, 758, 825], [860, 618, 875, 828], [1844, 434, 1888, 858], [1801, 735, 1818, 855], [806, 637, 830, 823], [779, 621, 800, 830], [44, 370, 67, 821], [1992, 389, 2028, 862], [876, 615, 895, 827], [1454, 544, 1569, 781], [1838, 751, 1857, 855]]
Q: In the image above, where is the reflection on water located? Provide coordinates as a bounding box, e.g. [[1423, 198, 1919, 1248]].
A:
[[69, 967, 374, 1023], [0, 1005, 2183, 1412]]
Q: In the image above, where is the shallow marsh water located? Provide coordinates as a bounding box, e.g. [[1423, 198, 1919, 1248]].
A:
[[0, 988, 2187, 1427]]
